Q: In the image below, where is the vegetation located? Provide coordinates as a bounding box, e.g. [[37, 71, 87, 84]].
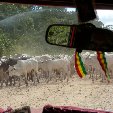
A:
[[0, 3, 105, 56]]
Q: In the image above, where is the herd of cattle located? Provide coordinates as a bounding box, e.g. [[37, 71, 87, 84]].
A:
[[0, 52, 113, 88]]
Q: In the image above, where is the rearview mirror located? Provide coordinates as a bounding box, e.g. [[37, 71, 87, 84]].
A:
[[45, 24, 113, 52], [46, 25, 71, 46]]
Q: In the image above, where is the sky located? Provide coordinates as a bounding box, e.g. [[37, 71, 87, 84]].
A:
[[97, 10, 113, 26], [67, 8, 113, 26]]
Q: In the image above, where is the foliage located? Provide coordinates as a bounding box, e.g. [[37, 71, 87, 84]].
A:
[[0, 3, 104, 56], [0, 3, 32, 20], [0, 29, 15, 56]]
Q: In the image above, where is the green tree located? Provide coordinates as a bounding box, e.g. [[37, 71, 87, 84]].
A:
[[0, 3, 32, 20], [0, 29, 14, 56]]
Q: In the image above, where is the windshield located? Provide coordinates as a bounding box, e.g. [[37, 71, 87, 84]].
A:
[[0, 2, 113, 111]]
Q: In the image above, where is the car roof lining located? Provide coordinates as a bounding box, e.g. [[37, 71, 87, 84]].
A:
[[1, 0, 113, 9]]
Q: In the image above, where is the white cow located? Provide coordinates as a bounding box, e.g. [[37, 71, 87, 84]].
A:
[[105, 53, 113, 79], [28, 58, 40, 84], [84, 53, 110, 83], [51, 59, 71, 82], [8, 59, 39, 86], [34, 54, 52, 62], [38, 58, 70, 83]]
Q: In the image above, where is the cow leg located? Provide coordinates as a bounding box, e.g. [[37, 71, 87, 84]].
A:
[[100, 73, 104, 82], [12, 76, 17, 86], [9, 76, 12, 86], [89, 71, 94, 83], [9, 76, 16, 86], [64, 74, 67, 80], [95, 74, 98, 80], [11, 76, 15, 86], [66, 73, 69, 83], [45, 72, 48, 83], [0, 81, 3, 88], [18, 77, 21, 87], [46, 71, 50, 83], [25, 78, 28, 86], [29, 72, 33, 82], [56, 71, 61, 82], [87, 69, 91, 79], [52, 70, 57, 82], [59, 72, 63, 82], [95, 70, 99, 80], [35, 72, 40, 83], [89, 74, 91, 79], [55, 72, 58, 82], [50, 72, 54, 81], [32, 71, 37, 85], [92, 74, 94, 83], [27, 73, 32, 82], [5, 80, 8, 86], [92, 69, 95, 83], [36, 73, 40, 83], [25, 74, 28, 86], [18, 75, 23, 87], [13, 76, 16, 86], [27, 73, 30, 81]]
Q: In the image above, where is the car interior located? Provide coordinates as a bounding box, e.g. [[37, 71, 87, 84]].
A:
[[0, 0, 113, 113]]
